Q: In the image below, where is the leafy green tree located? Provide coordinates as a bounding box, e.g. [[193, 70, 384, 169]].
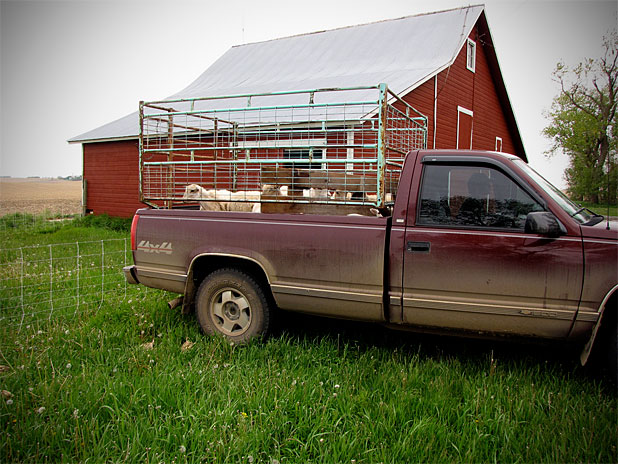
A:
[[543, 32, 617, 204]]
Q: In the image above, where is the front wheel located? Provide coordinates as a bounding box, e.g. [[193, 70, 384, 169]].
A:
[[195, 268, 271, 343]]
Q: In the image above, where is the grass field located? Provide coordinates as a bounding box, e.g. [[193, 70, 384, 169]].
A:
[[0, 215, 616, 463], [578, 201, 618, 218]]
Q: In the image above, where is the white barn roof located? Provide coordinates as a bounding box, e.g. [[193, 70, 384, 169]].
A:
[[70, 5, 485, 143]]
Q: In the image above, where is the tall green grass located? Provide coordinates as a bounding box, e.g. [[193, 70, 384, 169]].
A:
[[1, 216, 616, 463], [578, 201, 618, 218]]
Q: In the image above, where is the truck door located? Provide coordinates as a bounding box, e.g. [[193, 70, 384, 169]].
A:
[[401, 158, 583, 338]]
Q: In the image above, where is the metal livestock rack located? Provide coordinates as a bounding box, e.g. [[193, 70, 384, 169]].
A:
[[138, 84, 427, 213]]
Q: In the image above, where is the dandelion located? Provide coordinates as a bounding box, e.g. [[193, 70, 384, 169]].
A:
[[179, 445, 186, 453], [66, 362, 72, 369], [6, 399, 13, 406], [334, 384, 340, 389]]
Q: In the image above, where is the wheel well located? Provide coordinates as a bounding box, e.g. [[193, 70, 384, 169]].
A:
[[599, 291, 617, 336], [182, 255, 273, 314]]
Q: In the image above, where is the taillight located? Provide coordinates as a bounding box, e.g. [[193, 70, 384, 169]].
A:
[[130, 214, 139, 251]]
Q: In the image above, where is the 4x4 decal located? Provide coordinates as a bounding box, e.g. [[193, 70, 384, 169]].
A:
[[138, 240, 173, 255]]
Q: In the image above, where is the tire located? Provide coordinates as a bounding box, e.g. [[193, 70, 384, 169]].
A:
[[195, 268, 270, 343]]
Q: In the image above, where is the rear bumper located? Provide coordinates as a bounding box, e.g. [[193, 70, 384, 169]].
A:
[[123, 265, 140, 285]]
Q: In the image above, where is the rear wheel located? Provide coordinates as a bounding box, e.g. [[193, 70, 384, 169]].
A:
[[195, 268, 270, 343]]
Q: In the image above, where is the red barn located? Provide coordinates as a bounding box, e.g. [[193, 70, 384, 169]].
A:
[[69, 5, 525, 218]]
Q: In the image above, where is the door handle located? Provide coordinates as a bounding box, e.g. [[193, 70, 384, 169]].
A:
[[407, 241, 431, 253]]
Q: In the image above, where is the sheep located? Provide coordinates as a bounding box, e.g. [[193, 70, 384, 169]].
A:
[[302, 188, 350, 201], [303, 187, 330, 199], [347, 208, 386, 217], [330, 190, 352, 201], [182, 184, 260, 212], [365, 193, 394, 203], [261, 184, 289, 198]]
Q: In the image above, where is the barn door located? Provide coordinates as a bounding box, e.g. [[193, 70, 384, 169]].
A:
[[457, 106, 473, 149]]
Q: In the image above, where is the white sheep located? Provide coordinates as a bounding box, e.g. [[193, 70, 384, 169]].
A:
[[302, 187, 330, 199], [365, 193, 394, 203], [261, 184, 289, 198], [347, 208, 385, 217], [182, 184, 260, 212], [330, 190, 352, 201]]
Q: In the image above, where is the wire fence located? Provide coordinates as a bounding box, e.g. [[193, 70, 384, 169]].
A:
[[0, 211, 80, 232], [0, 238, 147, 329]]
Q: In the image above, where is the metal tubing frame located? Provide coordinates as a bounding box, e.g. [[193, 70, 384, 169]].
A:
[[139, 84, 427, 208]]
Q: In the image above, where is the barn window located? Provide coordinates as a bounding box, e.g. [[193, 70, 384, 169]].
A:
[[284, 148, 323, 169], [236, 139, 326, 169], [495, 137, 503, 152], [466, 38, 476, 72]]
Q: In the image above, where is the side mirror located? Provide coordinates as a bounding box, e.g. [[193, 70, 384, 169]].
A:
[[525, 212, 566, 238]]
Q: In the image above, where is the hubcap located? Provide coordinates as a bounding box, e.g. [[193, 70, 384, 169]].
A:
[[211, 288, 251, 336]]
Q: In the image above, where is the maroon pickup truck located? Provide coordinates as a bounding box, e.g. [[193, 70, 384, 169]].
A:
[[125, 150, 617, 375]]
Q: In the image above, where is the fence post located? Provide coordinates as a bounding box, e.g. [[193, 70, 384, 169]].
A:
[[124, 238, 128, 301], [48, 245, 54, 322], [75, 242, 80, 317], [100, 241, 104, 309], [19, 248, 24, 331]]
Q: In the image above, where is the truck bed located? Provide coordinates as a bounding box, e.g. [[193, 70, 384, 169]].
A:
[[133, 208, 390, 321]]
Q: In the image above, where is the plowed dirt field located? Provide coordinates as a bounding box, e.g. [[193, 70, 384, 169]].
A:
[[0, 178, 82, 216]]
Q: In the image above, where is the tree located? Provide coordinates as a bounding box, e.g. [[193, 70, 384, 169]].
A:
[[543, 32, 617, 204]]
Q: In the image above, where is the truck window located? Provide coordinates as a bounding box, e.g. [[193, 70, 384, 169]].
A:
[[417, 164, 543, 229]]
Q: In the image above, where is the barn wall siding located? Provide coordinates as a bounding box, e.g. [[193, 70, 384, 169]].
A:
[[83, 141, 144, 218], [402, 26, 517, 155]]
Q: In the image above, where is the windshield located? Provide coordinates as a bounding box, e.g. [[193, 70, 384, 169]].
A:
[[513, 159, 595, 224]]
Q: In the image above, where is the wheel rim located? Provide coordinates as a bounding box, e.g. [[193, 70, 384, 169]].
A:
[[210, 287, 252, 336]]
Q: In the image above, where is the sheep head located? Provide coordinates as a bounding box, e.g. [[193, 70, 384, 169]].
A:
[[183, 184, 202, 200]]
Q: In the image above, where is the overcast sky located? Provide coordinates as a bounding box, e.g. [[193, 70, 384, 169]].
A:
[[1, 0, 616, 189]]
